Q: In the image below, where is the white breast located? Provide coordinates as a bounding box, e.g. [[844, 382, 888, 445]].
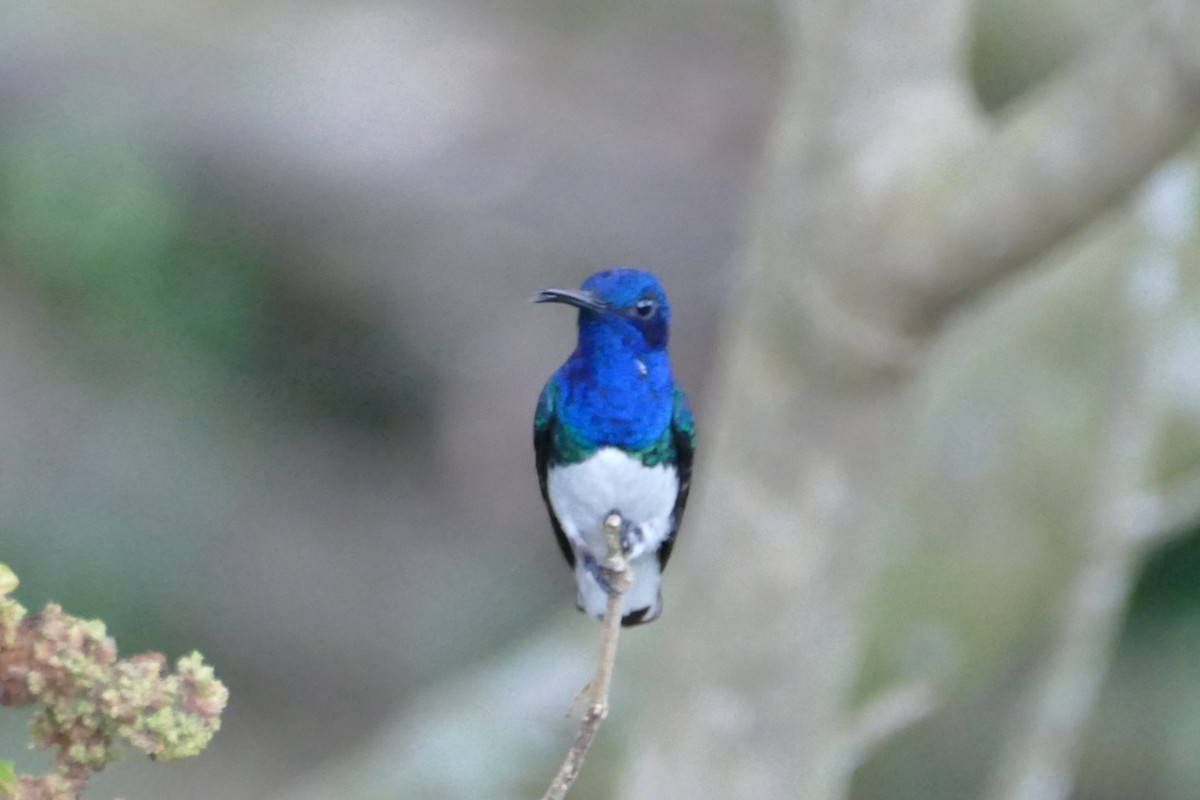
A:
[[546, 447, 678, 561]]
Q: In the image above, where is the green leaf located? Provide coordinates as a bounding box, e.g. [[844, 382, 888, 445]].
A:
[[0, 760, 16, 793]]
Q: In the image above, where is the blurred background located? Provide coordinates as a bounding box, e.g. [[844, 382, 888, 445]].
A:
[[0, 1, 1197, 799]]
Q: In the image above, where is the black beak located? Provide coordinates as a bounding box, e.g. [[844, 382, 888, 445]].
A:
[[532, 287, 609, 313]]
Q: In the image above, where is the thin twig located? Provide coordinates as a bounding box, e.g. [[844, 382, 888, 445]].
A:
[[542, 513, 630, 800]]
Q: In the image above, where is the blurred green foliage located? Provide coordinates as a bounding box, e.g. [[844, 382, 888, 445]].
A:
[[0, 119, 438, 664], [0, 123, 435, 433], [1129, 524, 1200, 623], [0, 127, 267, 371]]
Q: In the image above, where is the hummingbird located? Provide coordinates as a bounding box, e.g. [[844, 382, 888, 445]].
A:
[[533, 268, 695, 626]]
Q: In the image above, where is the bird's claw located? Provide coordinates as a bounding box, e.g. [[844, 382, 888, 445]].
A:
[[619, 524, 643, 556], [606, 509, 644, 557]]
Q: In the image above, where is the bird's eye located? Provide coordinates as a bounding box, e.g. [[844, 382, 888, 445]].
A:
[[634, 298, 657, 318]]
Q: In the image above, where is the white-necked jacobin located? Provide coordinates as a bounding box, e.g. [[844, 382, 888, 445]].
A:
[[533, 268, 695, 626]]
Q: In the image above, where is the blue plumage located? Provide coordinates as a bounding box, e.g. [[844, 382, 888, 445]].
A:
[[533, 268, 694, 626]]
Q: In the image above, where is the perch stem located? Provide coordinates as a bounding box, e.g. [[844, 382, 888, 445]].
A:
[[541, 513, 630, 800]]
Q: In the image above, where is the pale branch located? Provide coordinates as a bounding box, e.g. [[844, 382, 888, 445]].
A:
[[845, 681, 940, 763], [984, 321, 1159, 800], [981, 537, 1140, 800], [985, 472, 1142, 800], [541, 513, 630, 800], [904, 0, 1200, 330]]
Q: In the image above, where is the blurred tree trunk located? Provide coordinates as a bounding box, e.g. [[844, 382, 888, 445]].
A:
[[623, 2, 1200, 799], [255, 3, 1200, 799]]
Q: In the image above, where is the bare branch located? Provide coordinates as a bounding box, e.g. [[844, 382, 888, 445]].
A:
[[983, 300, 1160, 800], [845, 681, 940, 762], [900, 0, 1200, 330], [982, 540, 1140, 800], [541, 513, 629, 800]]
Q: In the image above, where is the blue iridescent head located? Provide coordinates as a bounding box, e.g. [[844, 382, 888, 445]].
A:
[[534, 268, 671, 352]]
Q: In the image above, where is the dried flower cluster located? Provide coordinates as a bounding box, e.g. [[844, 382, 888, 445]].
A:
[[0, 564, 227, 800]]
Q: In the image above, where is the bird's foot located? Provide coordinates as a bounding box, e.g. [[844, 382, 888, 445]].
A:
[[606, 509, 644, 558], [582, 552, 627, 596], [619, 523, 645, 557]]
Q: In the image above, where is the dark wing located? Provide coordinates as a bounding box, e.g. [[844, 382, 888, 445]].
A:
[[656, 387, 695, 571], [534, 378, 575, 568]]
